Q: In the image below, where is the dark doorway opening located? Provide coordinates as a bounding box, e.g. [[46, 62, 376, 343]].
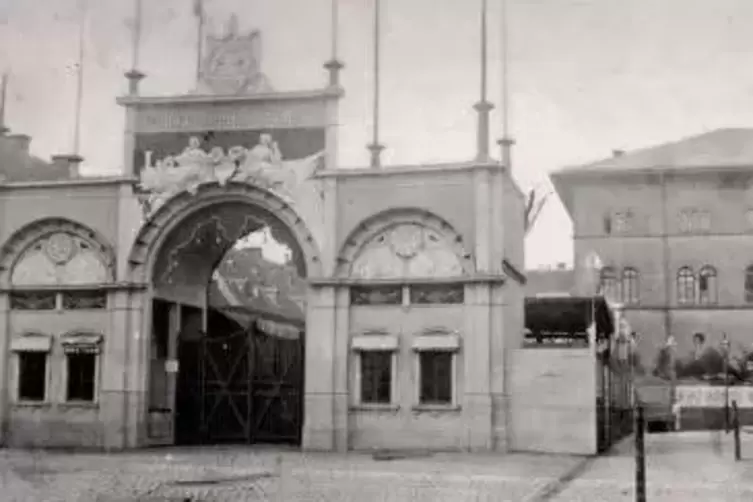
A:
[[174, 307, 304, 446]]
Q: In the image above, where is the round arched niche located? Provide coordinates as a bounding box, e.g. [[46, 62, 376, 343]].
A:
[[0, 218, 115, 288], [127, 182, 323, 285], [335, 208, 474, 279]]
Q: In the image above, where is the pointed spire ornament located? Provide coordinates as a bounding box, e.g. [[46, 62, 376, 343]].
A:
[[125, 0, 145, 96], [0, 72, 9, 135], [497, 0, 515, 167], [323, 0, 344, 87]]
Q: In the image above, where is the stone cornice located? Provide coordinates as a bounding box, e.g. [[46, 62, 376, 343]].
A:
[[316, 160, 506, 179], [117, 87, 343, 107], [0, 176, 136, 191]]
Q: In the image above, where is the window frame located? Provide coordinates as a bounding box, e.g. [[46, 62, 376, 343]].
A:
[[745, 265, 753, 303], [599, 267, 620, 303], [351, 333, 399, 410], [621, 267, 640, 305], [677, 266, 696, 305], [698, 265, 718, 305], [11, 333, 52, 405], [60, 333, 103, 405], [412, 332, 460, 410]]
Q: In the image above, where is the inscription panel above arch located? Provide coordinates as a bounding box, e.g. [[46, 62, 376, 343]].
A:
[[0, 218, 115, 287], [336, 208, 475, 279]]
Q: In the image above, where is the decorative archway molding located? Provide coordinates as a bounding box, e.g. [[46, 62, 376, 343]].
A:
[[126, 181, 323, 284], [0, 218, 116, 288], [334, 207, 475, 278]]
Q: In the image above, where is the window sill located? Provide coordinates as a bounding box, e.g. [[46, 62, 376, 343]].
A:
[[350, 403, 400, 412], [13, 401, 51, 409], [59, 401, 99, 410], [411, 404, 461, 413]]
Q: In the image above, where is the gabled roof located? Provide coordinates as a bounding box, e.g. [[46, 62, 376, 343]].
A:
[[556, 128, 753, 175]]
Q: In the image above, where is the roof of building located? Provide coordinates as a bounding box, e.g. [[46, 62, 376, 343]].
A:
[[524, 268, 574, 297], [0, 133, 70, 182], [208, 246, 305, 324], [556, 128, 753, 176]]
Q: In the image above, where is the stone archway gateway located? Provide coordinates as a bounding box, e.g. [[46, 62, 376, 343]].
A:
[[128, 181, 321, 447]]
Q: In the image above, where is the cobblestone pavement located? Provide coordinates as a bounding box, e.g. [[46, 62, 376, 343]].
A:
[[0, 447, 586, 501], [549, 432, 753, 501]]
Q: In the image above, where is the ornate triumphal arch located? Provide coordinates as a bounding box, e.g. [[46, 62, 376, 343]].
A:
[[0, 18, 526, 452]]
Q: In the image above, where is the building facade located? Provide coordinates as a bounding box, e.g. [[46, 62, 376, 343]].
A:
[[551, 128, 753, 365], [0, 20, 528, 452]]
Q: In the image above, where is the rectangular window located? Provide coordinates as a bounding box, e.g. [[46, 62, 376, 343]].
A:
[[9, 292, 57, 310], [359, 351, 393, 404], [418, 351, 453, 405], [350, 286, 403, 306], [61, 290, 107, 310], [66, 353, 97, 402], [17, 352, 47, 401], [409, 284, 464, 304]]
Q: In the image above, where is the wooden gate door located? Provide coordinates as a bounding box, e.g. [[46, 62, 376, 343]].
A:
[[249, 331, 304, 444], [200, 330, 252, 443]]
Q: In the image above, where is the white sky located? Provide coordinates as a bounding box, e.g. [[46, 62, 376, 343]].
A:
[[3, 0, 753, 268]]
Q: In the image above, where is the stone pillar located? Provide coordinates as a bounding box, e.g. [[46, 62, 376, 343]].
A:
[[463, 283, 493, 451], [0, 293, 10, 446], [122, 104, 139, 178], [124, 290, 150, 448], [489, 283, 508, 451], [302, 285, 337, 451], [100, 289, 134, 450], [332, 287, 350, 451], [165, 303, 181, 439]]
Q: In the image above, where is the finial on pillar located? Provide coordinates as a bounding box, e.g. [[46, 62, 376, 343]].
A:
[[368, 143, 384, 169], [498, 136, 515, 168], [125, 69, 145, 96], [324, 59, 344, 87]]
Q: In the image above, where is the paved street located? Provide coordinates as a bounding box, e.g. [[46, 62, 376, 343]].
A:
[[0, 446, 585, 501], [549, 432, 753, 501]]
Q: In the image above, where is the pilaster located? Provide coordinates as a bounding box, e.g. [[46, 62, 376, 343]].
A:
[[0, 293, 9, 446], [332, 286, 350, 451], [463, 283, 493, 451], [473, 168, 493, 273], [302, 285, 337, 451]]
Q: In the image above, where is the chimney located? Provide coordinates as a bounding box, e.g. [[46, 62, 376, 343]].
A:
[[5, 134, 30, 153], [612, 149, 625, 158], [51, 154, 84, 178], [557, 262, 567, 270]]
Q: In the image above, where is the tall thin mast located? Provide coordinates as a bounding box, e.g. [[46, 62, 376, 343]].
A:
[[72, 0, 88, 156], [324, 0, 344, 86], [0, 72, 9, 135], [367, 0, 384, 168], [194, 0, 205, 85], [474, 0, 493, 161], [498, 0, 515, 167], [125, 0, 145, 96]]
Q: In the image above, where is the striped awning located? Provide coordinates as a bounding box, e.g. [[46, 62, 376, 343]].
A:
[[256, 318, 301, 340]]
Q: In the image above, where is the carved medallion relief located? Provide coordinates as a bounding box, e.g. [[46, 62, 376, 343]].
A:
[[351, 224, 464, 279], [11, 232, 109, 286]]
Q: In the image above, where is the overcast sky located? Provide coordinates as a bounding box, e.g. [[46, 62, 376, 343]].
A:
[[2, 0, 753, 268]]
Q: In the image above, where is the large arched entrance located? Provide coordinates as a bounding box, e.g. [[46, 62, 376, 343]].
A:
[[128, 182, 321, 446]]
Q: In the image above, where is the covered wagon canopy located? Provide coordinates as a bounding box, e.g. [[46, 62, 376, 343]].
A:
[[525, 296, 615, 340]]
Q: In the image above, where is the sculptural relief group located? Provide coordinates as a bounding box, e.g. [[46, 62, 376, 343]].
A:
[[139, 133, 324, 215]]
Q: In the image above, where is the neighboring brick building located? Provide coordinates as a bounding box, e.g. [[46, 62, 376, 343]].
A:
[[550, 128, 753, 365]]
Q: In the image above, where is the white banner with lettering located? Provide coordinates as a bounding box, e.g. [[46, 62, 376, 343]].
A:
[[675, 385, 753, 408]]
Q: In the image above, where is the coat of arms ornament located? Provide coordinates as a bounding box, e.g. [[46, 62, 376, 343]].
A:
[[196, 14, 273, 96]]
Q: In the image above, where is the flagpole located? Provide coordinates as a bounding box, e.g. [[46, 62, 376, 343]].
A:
[[474, 0, 493, 161], [125, 0, 145, 96], [324, 0, 344, 86], [367, 0, 384, 168], [194, 0, 205, 85], [497, 0, 515, 167], [72, 0, 88, 157], [0, 72, 9, 135]]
